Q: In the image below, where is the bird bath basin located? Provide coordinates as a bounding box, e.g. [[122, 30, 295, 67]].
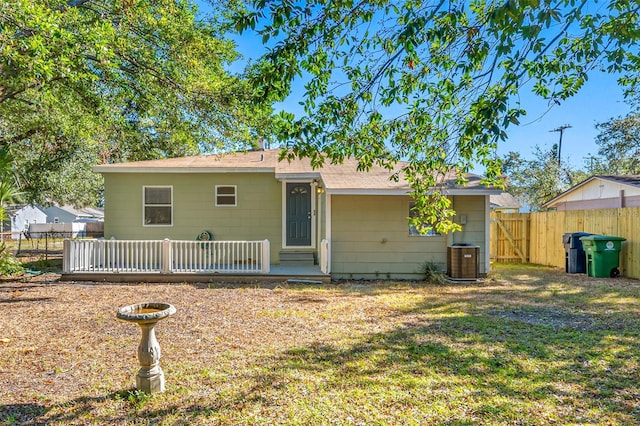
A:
[[117, 302, 176, 393]]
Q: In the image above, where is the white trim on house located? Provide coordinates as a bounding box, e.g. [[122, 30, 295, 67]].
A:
[[325, 194, 332, 242], [325, 193, 332, 272], [142, 185, 173, 227], [316, 188, 322, 255], [215, 185, 238, 207], [280, 181, 286, 247], [275, 173, 322, 181], [325, 188, 499, 196], [94, 166, 275, 174], [484, 195, 491, 273], [281, 180, 317, 250]]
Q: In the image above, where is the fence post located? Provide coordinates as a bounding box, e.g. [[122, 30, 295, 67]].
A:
[[63, 239, 71, 273], [320, 239, 330, 274], [261, 239, 270, 274], [161, 239, 172, 274]]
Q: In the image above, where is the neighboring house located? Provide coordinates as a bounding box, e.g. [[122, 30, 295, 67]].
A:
[[543, 175, 640, 211], [490, 192, 521, 213], [8, 205, 47, 238], [41, 204, 104, 224], [7, 203, 104, 238], [91, 149, 500, 280]]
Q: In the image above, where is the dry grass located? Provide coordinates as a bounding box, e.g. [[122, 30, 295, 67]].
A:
[[1, 264, 639, 425]]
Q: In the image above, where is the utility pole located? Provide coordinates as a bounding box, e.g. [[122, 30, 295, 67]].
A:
[[550, 124, 572, 166]]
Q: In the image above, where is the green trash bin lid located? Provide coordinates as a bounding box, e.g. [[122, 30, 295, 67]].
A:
[[579, 235, 626, 242], [580, 235, 626, 252]]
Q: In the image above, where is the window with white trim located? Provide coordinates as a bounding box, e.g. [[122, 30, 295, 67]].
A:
[[144, 186, 172, 226], [409, 202, 441, 236], [215, 185, 237, 206]]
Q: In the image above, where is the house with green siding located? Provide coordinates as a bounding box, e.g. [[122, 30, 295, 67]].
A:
[[87, 149, 498, 280]]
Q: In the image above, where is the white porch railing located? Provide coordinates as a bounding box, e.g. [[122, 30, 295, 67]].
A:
[[320, 239, 330, 274], [63, 239, 270, 274]]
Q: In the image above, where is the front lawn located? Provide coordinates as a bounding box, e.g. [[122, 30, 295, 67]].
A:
[[1, 264, 638, 425]]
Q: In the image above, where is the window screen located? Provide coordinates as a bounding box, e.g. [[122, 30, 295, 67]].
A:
[[144, 186, 172, 225], [215, 185, 237, 206]]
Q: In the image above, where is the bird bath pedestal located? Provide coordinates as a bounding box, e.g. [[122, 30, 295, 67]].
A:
[[117, 302, 176, 393]]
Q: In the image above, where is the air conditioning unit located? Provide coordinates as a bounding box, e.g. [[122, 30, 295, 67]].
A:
[[447, 244, 479, 279]]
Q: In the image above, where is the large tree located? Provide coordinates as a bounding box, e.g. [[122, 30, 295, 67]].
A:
[[587, 113, 640, 175], [0, 146, 23, 239], [1, 0, 273, 206], [501, 145, 587, 211], [232, 0, 640, 232]]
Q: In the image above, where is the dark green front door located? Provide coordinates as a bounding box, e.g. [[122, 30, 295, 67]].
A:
[[286, 183, 312, 246]]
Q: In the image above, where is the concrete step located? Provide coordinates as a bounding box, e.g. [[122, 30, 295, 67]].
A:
[[280, 251, 316, 266]]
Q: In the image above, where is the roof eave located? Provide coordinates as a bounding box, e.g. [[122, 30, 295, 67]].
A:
[[275, 173, 322, 180], [326, 189, 410, 195], [446, 188, 502, 195], [326, 188, 499, 196], [93, 166, 275, 173]]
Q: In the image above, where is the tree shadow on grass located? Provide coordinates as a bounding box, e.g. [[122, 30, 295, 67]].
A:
[[244, 279, 639, 423], [5, 310, 638, 424], [251, 310, 638, 423], [0, 297, 54, 304], [0, 389, 229, 426], [4, 268, 639, 424], [0, 404, 48, 425], [1, 394, 125, 426]]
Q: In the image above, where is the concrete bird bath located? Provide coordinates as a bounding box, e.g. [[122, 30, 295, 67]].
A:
[[117, 302, 176, 393]]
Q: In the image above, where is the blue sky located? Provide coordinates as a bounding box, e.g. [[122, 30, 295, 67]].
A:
[[499, 71, 632, 169], [198, 1, 634, 172]]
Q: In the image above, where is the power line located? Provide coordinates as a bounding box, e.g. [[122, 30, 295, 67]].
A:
[[550, 124, 572, 166]]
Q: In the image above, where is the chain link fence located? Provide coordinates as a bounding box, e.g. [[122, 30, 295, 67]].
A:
[[2, 223, 104, 263]]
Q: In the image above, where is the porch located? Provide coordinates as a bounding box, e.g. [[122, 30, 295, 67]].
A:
[[61, 238, 331, 283]]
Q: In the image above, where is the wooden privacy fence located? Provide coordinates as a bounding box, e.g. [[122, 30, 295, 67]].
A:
[[491, 207, 640, 279]]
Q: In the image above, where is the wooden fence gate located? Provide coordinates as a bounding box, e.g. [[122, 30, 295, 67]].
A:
[[490, 212, 530, 263]]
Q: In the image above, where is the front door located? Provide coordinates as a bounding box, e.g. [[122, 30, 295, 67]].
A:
[[286, 183, 312, 246]]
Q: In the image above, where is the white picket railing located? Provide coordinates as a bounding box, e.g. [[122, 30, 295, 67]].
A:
[[63, 238, 270, 274], [320, 239, 330, 274]]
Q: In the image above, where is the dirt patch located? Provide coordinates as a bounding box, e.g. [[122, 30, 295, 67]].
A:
[[0, 278, 400, 406]]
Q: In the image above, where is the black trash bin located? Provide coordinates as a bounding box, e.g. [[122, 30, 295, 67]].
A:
[[563, 232, 593, 274]]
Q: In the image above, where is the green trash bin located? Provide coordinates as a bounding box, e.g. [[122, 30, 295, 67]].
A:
[[579, 235, 626, 278]]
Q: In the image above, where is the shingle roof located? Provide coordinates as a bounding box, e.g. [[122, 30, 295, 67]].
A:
[[94, 149, 498, 194], [6, 203, 104, 220], [596, 175, 640, 188], [490, 192, 521, 209], [56, 205, 104, 218]]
